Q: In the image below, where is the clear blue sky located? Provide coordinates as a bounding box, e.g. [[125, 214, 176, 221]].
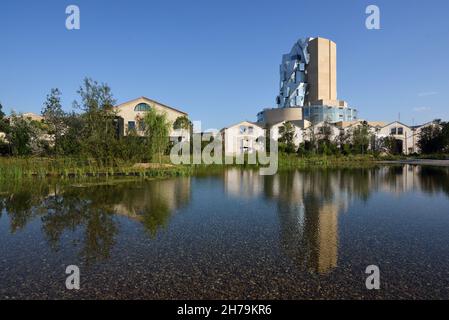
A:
[[1, 0, 448, 129]]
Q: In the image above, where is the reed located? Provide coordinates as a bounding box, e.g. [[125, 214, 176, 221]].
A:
[[0, 154, 381, 181], [0, 157, 191, 180], [277, 154, 379, 170]]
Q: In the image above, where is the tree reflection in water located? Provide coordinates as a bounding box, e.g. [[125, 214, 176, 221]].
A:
[[0, 178, 191, 264], [1, 166, 448, 269]]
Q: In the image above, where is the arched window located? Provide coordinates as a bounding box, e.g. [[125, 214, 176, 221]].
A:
[[134, 103, 151, 112]]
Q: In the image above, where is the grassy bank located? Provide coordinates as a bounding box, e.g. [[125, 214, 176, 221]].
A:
[[277, 154, 380, 170], [0, 157, 192, 180], [0, 154, 400, 180]]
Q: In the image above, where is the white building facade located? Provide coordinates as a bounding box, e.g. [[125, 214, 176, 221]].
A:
[[221, 121, 266, 156]]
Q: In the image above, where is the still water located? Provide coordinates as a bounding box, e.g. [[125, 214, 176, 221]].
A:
[[1, 165, 449, 299]]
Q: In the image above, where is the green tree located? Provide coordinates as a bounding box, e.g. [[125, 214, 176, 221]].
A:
[[316, 122, 338, 155], [74, 78, 118, 164], [418, 123, 444, 154], [173, 115, 193, 154], [352, 121, 371, 154], [6, 114, 35, 155], [380, 136, 399, 155], [0, 102, 10, 154], [302, 124, 318, 155], [143, 108, 171, 164], [278, 121, 296, 153], [117, 130, 149, 163], [0, 102, 5, 119], [42, 88, 65, 155], [442, 122, 449, 152], [58, 112, 84, 155], [336, 130, 351, 155], [173, 115, 192, 131]]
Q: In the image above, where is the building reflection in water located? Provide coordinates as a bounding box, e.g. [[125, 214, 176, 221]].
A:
[[223, 169, 264, 198], [112, 178, 191, 236], [223, 168, 346, 274], [267, 170, 347, 274], [0, 177, 191, 264], [223, 166, 449, 274], [1, 165, 449, 268]]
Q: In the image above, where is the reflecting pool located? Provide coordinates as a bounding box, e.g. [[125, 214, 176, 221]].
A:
[[1, 165, 449, 299]]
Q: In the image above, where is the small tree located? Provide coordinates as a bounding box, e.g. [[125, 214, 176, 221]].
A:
[[418, 124, 444, 154], [173, 115, 193, 146], [303, 124, 318, 155], [336, 130, 351, 155], [58, 112, 84, 155], [379, 136, 399, 155], [352, 121, 370, 155], [173, 115, 192, 131], [74, 78, 118, 163], [0, 102, 5, 119], [6, 114, 35, 155], [278, 122, 296, 153], [0, 102, 11, 154], [143, 108, 171, 164], [42, 88, 65, 155], [317, 122, 333, 154], [442, 122, 449, 152]]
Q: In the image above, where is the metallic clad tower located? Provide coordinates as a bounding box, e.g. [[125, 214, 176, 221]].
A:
[[277, 38, 311, 108], [275, 37, 357, 124], [277, 37, 338, 108]]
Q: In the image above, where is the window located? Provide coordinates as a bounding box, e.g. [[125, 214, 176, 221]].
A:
[[134, 103, 151, 112], [398, 127, 404, 135], [248, 126, 254, 134], [390, 127, 397, 135], [239, 126, 247, 134], [128, 121, 136, 131]]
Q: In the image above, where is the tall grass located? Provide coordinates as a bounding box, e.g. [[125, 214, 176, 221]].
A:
[[0, 153, 383, 181], [278, 154, 379, 170], [0, 157, 191, 180]]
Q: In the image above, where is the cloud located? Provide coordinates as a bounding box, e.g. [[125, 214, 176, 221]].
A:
[[418, 91, 438, 97], [413, 106, 431, 112]]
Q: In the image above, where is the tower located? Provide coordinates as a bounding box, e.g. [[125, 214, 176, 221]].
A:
[[274, 37, 357, 124], [307, 37, 337, 103]]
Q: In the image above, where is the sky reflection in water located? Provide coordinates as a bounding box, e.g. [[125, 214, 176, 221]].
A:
[[1, 165, 449, 299]]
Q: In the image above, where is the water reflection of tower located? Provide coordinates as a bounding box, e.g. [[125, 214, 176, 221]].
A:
[[267, 171, 346, 274], [222, 169, 347, 274]]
